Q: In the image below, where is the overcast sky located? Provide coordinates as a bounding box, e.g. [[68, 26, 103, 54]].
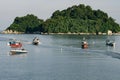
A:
[[0, 0, 120, 30]]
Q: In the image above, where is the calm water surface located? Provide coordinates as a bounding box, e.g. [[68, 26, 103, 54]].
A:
[[0, 34, 120, 80]]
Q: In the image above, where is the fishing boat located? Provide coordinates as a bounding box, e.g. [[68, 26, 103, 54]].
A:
[[106, 39, 115, 47], [8, 40, 22, 48], [8, 40, 28, 55], [32, 37, 40, 45], [81, 41, 88, 49], [81, 37, 88, 49]]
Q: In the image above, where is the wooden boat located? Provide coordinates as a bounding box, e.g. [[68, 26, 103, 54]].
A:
[[81, 41, 88, 49], [32, 37, 40, 45], [10, 49, 28, 55]]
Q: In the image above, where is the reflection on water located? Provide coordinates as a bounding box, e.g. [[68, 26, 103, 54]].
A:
[[0, 34, 120, 80]]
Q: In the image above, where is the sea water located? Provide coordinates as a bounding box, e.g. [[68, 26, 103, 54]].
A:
[[0, 34, 120, 80]]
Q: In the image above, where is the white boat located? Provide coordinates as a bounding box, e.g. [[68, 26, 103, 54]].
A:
[[32, 37, 40, 45], [10, 49, 28, 55]]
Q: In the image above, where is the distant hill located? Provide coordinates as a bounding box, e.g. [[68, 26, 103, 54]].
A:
[[6, 14, 44, 33], [6, 4, 120, 34]]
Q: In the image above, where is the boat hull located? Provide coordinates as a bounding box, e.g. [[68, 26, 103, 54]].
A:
[[10, 49, 28, 55], [32, 42, 39, 45]]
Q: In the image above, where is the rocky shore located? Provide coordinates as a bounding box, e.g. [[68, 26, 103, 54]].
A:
[[1, 30, 24, 34]]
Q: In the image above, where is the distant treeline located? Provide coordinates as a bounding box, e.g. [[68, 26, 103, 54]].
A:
[[6, 4, 120, 34]]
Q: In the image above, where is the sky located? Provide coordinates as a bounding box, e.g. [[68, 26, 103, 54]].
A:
[[0, 0, 120, 30]]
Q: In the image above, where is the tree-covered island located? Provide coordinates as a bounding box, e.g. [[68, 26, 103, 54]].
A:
[[5, 4, 120, 35]]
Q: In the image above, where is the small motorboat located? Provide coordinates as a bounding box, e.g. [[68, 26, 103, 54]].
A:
[[8, 39, 28, 55], [81, 41, 88, 49], [8, 40, 22, 48], [106, 39, 115, 47], [10, 49, 28, 55], [81, 37, 88, 49], [32, 37, 40, 45]]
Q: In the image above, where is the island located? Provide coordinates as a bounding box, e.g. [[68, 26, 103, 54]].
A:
[[4, 4, 120, 35]]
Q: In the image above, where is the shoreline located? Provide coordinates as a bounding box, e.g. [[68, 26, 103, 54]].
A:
[[42, 32, 120, 36], [1, 32, 120, 36], [1, 30, 120, 35]]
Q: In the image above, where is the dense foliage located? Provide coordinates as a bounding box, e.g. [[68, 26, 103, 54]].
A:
[[6, 4, 120, 34], [43, 4, 120, 34], [7, 14, 44, 33]]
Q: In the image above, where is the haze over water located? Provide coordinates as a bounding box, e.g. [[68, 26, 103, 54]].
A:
[[0, 34, 120, 80]]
